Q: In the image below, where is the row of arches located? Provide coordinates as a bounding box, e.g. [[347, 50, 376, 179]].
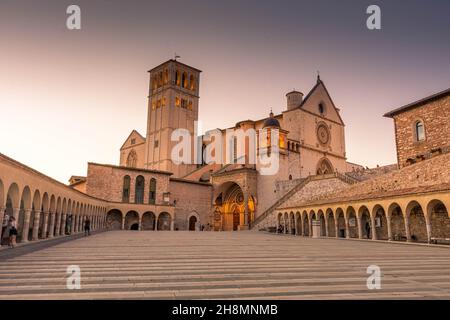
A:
[[151, 69, 197, 91], [107, 209, 173, 231], [277, 198, 450, 244], [0, 178, 107, 246]]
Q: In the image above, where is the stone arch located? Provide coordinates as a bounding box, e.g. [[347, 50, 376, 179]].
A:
[[142, 211, 156, 230], [326, 208, 335, 237], [302, 211, 309, 236], [106, 209, 122, 230], [187, 211, 200, 231], [427, 199, 450, 241], [277, 212, 283, 233], [336, 208, 346, 238], [372, 204, 388, 240], [0, 179, 4, 208], [157, 212, 172, 231], [358, 205, 371, 239], [317, 210, 326, 236], [7, 183, 20, 211], [316, 157, 334, 175], [388, 202, 406, 241], [289, 212, 295, 234], [125, 211, 139, 230], [346, 206, 358, 238], [295, 212, 301, 235], [406, 200, 427, 242], [126, 149, 137, 168]]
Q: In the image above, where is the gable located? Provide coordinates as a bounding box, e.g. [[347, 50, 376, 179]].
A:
[[300, 81, 344, 125], [120, 130, 146, 150]]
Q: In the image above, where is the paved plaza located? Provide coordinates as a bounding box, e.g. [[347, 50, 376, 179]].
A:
[[1, 231, 450, 299]]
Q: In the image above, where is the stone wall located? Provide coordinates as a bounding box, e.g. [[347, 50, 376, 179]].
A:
[[85, 163, 171, 204], [393, 95, 450, 168], [169, 178, 213, 230]]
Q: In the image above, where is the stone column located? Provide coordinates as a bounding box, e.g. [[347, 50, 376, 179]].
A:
[[21, 209, 32, 243], [404, 215, 411, 242], [335, 221, 339, 238], [300, 217, 305, 236], [154, 216, 158, 231], [32, 210, 41, 241], [425, 215, 432, 244], [324, 218, 329, 237], [309, 219, 313, 237], [54, 212, 61, 237], [344, 216, 350, 239], [243, 194, 249, 226], [121, 216, 125, 230], [0, 206, 5, 247], [170, 220, 174, 231], [357, 217, 363, 239], [42, 212, 49, 238], [48, 212, 55, 238], [371, 215, 378, 240], [60, 213, 67, 236], [386, 215, 392, 241], [138, 216, 142, 231]]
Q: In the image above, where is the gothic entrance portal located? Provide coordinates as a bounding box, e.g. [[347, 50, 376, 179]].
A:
[[213, 182, 255, 231]]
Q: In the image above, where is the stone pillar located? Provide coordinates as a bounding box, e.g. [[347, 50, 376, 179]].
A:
[[335, 221, 339, 238], [425, 215, 432, 244], [154, 216, 158, 231], [55, 212, 61, 236], [345, 217, 350, 239], [48, 212, 55, 238], [371, 215, 378, 240], [324, 218, 329, 237], [309, 219, 313, 237], [42, 212, 49, 238], [357, 217, 363, 239], [404, 215, 411, 242], [300, 217, 305, 236], [138, 216, 142, 231], [60, 213, 67, 236], [0, 206, 5, 247], [243, 194, 249, 226], [32, 210, 41, 241], [170, 220, 174, 231], [386, 215, 392, 241], [121, 216, 125, 230], [21, 209, 32, 243], [79, 216, 83, 232]]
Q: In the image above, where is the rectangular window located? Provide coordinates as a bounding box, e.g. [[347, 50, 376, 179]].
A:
[[154, 140, 159, 148]]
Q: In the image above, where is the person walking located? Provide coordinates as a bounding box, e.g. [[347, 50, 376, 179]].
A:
[[9, 217, 18, 248], [84, 217, 91, 236]]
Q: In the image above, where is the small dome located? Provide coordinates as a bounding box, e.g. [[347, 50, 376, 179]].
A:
[[263, 111, 280, 128]]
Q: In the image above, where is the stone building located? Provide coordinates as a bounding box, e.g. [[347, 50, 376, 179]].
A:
[[111, 59, 363, 231], [1, 58, 448, 248], [265, 87, 450, 244]]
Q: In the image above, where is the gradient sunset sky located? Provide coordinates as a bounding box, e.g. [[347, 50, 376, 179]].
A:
[[1, 0, 450, 183]]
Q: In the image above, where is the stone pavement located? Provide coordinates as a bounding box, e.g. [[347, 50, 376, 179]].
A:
[[1, 231, 450, 300]]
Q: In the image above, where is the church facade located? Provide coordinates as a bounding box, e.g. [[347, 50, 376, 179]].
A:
[[72, 59, 362, 232]]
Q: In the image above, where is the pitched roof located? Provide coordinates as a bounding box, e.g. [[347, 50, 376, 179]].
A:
[[120, 130, 145, 150], [384, 88, 450, 118]]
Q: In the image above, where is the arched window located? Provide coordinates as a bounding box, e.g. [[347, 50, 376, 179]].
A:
[[175, 70, 181, 86], [316, 158, 334, 175], [182, 72, 188, 88], [319, 103, 325, 114], [163, 69, 169, 84], [415, 120, 425, 141], [122, 176, 131, 203], [135, 176, 145, 204], [126, 150, 137, 168], [149, 178, 156, 204], [158, 72, 163, 87], [190, 74, 195, 90]]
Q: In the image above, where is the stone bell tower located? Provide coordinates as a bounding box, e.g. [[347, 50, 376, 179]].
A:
[[144, 59, 201, 177]]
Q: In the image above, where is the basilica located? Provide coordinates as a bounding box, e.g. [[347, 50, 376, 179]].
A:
[[0, 59, 448, 246], [72, 59, 363, 232]]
